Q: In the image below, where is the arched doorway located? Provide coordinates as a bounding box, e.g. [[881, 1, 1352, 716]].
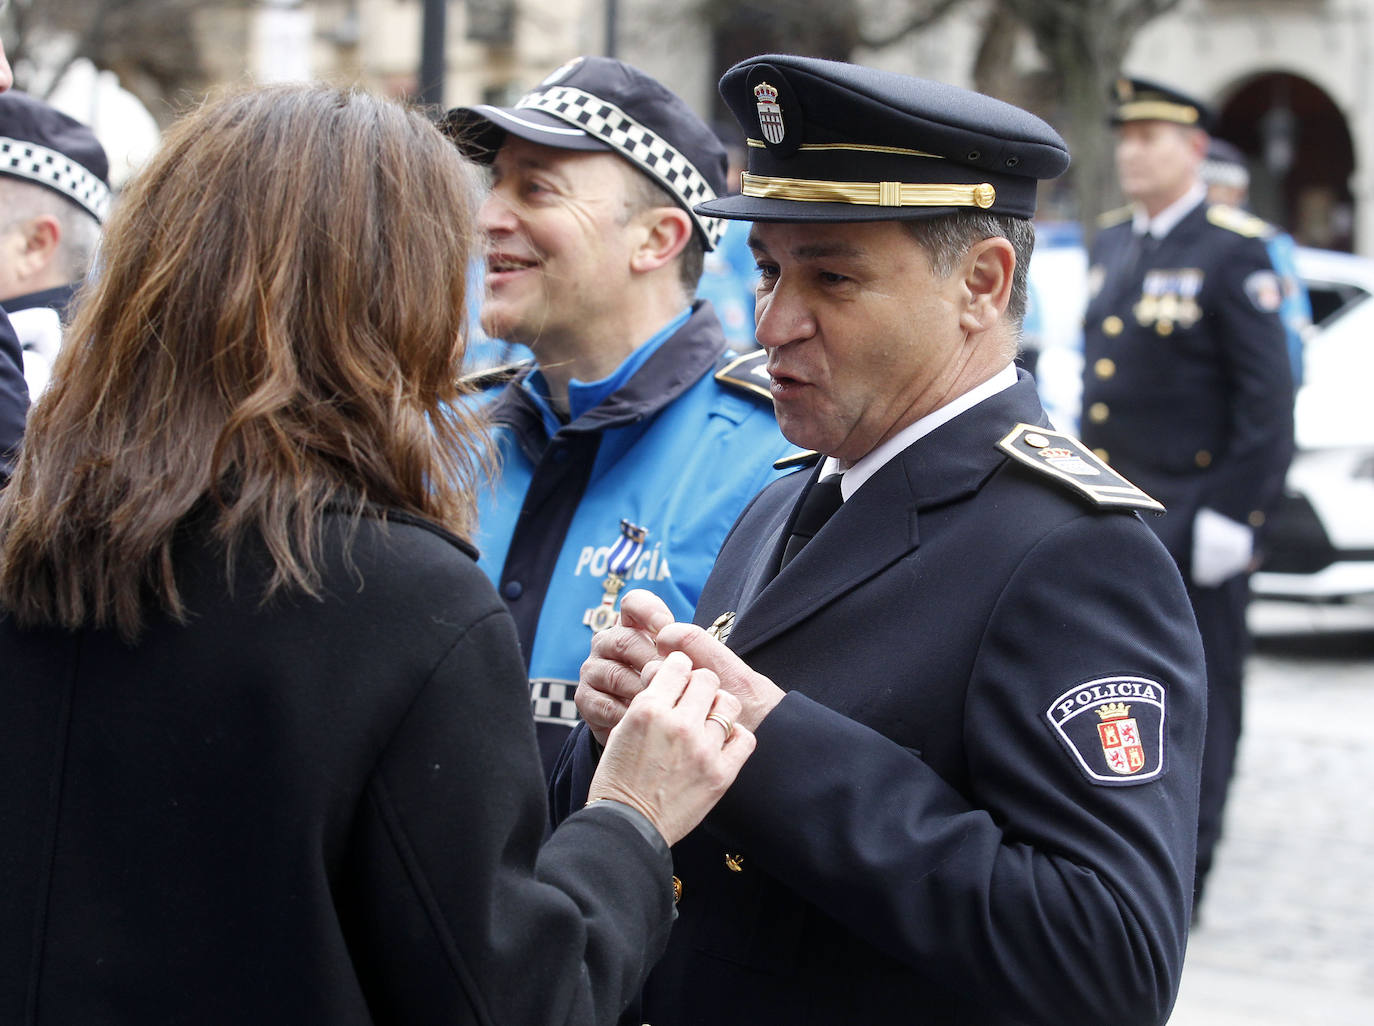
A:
[[1214, 72, 1355, 252]]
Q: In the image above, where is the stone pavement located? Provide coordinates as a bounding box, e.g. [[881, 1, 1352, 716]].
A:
[[1166, 601, 1374, 1025]]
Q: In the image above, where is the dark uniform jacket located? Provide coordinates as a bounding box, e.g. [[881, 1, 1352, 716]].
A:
[[0, 308, 27, 483], [1, 509, 673, 1025], [1080, 201, 1294, 567], [554, 374, 1207, 1026]]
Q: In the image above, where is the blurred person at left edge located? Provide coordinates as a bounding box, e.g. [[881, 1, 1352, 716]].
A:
[[442, 57, 794, 772], [0, 21, 30, 484], [0, 88, 111, 397]]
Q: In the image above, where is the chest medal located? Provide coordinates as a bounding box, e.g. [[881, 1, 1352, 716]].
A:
[[583, 519, 649, 633]]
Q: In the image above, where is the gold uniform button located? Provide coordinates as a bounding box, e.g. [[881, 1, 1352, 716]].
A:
[[1156, 320, 1174, 336], [1195, 449, 1213, 468], [1248, 510, 1266, 528], [1094, 357, 1116, 379], [672, 876, 682, 903], [1102, 315, 1124, 336], [724, 853, 744, 873], [1088, 402, 1110, 424], [1093, 448, 1110, 463]]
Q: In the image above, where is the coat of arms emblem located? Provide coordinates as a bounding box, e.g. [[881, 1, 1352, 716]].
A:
[[754, 82, 785, 145], [1097, 702, 1147, 775]]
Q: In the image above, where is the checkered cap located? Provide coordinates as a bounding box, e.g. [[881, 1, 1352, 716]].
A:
[[444, 57, 729, 250], [0, 90, 111, 223], [516, 85, 725, 248]]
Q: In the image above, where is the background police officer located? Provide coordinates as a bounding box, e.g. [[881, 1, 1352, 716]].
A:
[[0, 89, 111, 398], [443, 57, 794, 771], [562, 54, 1207, 1026], [0, 24, 28, 484], [1200, 135, 1312, 389], [1081, 77, 1295, 914]]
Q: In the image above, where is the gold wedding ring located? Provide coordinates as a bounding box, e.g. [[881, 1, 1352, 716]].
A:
[[705, 712, 735, 741]]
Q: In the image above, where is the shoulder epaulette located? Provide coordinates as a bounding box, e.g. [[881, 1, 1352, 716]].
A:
[[773, 450, 821, 471], [459, 360, 530, 392], [1207, 204, 1272, 239], [715, 348, 773, 403], [997, 423, 1164, 514], [1096, 206, 1133, 229]]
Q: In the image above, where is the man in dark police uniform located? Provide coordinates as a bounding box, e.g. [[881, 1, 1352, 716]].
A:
[[557, 55, 1208, 1026], [1080, 78, 1294, 913]]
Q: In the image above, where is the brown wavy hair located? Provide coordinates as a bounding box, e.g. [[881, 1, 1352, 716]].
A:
[[0, 83, 491, 640]]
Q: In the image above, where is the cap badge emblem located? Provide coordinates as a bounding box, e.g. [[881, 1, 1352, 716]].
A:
[[754, 82, 785, 145]]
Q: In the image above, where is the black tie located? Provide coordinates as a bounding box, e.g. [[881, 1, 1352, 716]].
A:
[[779, 474, 844, 570]]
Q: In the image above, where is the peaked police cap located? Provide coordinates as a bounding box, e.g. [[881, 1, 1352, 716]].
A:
[[696, 54, 1069, 224], [1110, 76, 1214, 133]]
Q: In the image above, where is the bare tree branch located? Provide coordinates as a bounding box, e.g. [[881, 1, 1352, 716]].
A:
[[857, 0, 965, 50]]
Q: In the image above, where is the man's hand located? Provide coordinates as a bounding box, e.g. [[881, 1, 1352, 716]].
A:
[[653, 621, 785, 732], [576, 589, 675, 746]]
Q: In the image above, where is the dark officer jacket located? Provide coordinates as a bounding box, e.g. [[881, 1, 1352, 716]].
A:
[[0, 308, 27, 483], [1080, 201, 1294, 566], [555, 375, 1207, 1026]]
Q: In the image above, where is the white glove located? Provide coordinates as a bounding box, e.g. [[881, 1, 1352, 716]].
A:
[[1191, 507, 1254, 587]]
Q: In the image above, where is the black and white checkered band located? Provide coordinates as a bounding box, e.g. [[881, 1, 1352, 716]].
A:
[[515, 86, 726, 248], [0, 136, 111, 223], [530, 678, 580, 728]]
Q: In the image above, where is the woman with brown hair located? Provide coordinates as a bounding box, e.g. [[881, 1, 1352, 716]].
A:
[[0, 83, 752, 1025]]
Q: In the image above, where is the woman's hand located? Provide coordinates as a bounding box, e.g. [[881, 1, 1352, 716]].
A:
[[587, 650, 755, 847]]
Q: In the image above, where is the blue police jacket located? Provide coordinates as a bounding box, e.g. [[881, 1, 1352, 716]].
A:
[[472, 302, 795, 771], [1263, 229, 1310, 388]]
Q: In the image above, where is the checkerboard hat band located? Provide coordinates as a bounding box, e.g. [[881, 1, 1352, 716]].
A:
[[515, 86, 726, 248], [1, 136, 112, 223]]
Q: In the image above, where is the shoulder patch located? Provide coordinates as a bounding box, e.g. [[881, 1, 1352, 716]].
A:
[[1207, 203, 1272, 239], [715, 348, 773, 403], [1096, 205, 1133, 228], [1047, 676, 1167, 786], [459, 360, 530, 392], [773, 449, 821, 471], [997, 424, 1164, 513]]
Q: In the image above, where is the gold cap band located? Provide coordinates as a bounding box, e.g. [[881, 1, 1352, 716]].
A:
[[740, 171, 996, 209], [1115, 100, 1199, 125]]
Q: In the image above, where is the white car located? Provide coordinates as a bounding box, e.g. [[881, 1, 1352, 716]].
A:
[[1027, 230, 1374, 604], [1252, 254, 1374, 603]]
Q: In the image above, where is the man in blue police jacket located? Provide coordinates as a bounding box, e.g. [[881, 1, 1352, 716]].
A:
[[560, 55, 1208, 1026], [1081, 79, 1294, 914], [443, 58, 794, 771]]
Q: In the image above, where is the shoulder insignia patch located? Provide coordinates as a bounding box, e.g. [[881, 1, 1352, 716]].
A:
[[715, 348, 773, 403], [459, 360, 530, 392], [998, 424, 1164, 513], [773, 449, 821, 471], [1207, 203, 1272, 239], [1096, 205, 1133, 228], [1047, 676, 1167, 786]]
